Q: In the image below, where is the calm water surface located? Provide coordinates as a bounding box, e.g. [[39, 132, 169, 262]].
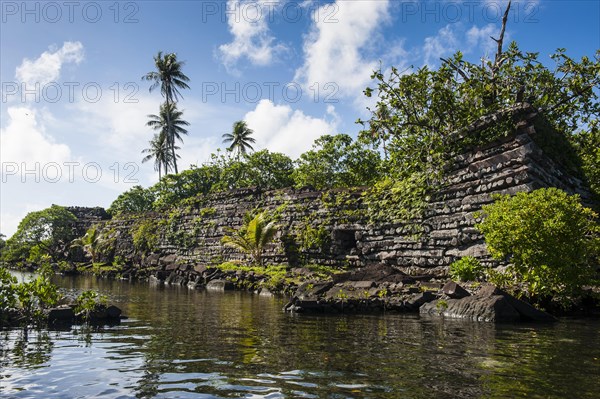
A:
[[1, 274, 599, 399]]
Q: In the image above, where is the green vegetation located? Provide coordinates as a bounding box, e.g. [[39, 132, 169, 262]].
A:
[[108, 185, 156, 216], [132, 219, 160, 252], [292, 134, 382, 189], [477, 188, 599, 301], [2, 205, 77, 264], [71, 226, 106, 263], [449, 257, 484, 282], [0, 264, 58, 324], [222, 120, 256, 158], [143, 102, 189, 178], [359, 2, 599, 206], [75, 290, 108, 320], [221, 212, 278, 266], [142, 51, 190, 175]]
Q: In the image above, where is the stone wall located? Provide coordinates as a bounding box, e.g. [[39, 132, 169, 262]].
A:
[[79, 111, 594, 278]]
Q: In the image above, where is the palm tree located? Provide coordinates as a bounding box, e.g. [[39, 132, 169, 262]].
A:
[[141, 132, 180, 179], [142, 51, 190, 173], [71, 227, 105, 263], [222, 120, 256, 158], [145, 103, 188, 176], [221, 212, 278, 266]]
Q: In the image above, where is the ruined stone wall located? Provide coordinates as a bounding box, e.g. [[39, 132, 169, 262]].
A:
[[82, 115, 594, 278]]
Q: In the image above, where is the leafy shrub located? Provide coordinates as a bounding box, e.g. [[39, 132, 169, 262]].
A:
[[449, 256, 484, 282], [14, 265, 60, 321], [75, 290, 108, 320], [0, 266, 17, 314], [108, 185, 155, 215], [477, 188, 599, 299], [132, 219, 159, 252]]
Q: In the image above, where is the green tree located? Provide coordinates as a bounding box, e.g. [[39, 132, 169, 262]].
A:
[[108, 185, 156, 215], [222, 120, 256, 158], [222, 212, 278, 266], [360, 1, 599, 189], [142, 132, 178, 180], [0, 266, 18, 317], [71, 226, 105, 263], [4, 205, 77, 262], [145, 102, 188, 176], [149, 163, 222, 209], [293, 134, 382, 189], [142, 51, 190, 174], [477, 188, 599, 301], [215, 150, 294, 191]]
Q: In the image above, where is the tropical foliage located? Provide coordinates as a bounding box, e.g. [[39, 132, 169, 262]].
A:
[[222, 212, 278, 266], [477, 188, 599, 300], [108, 185, 156, 216], [359, 2, 600, 201], [71, 226, 106, 263], [142, 51, 190, 174], [293, 134, 382, 190], [2, 205, 77, 263], [222, 120, 256, 158]]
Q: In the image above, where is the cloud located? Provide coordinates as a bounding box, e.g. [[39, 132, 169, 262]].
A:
[[467, 24, 501, 57], [423, 25, 459, 66], [218, 0, 286, 70], [15, 41, 84, 86], [244, 99, 339, 158], [295, 0, 391, 100], [0, 106, 72, 166], [420, 23, 508, 67]]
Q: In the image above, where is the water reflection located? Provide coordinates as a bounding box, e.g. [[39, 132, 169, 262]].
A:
[[1, 274, 599, 398]]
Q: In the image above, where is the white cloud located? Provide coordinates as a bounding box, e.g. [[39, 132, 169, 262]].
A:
[[295, 0, 391, 100], [218, 0, 286, 69], [467, 24, 501, 57], [244, 99, 339, 158], [423, 25, 459, 66], [15, 41, 84, 86], [0, 106, 71, 165], [420, 22, 510, 67]]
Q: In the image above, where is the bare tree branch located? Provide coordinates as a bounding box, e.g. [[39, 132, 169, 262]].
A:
[[491, 0, 511, 74], [440, 57, 470, 81]]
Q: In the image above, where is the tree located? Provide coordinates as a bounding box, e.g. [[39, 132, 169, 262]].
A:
[[71, 226, 105, 263], [360, 1, 600, 186], [145, 102, 188, 176], [222, 212, 278, 266], [4, 205, 77, 262], [142, 51, 190, 174], [477, 188, 599, 301], [108, 185, 156, 215], [142, 132, 177, 180], [215, 150, 295, 191], [222, 120, 256, 158], [293, 134, 382, 189]]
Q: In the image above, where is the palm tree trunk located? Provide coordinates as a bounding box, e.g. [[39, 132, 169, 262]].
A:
[[165, 96, 178, 175]]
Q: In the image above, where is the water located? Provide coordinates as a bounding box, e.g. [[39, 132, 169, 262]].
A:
[[1, 274, 599, 399]]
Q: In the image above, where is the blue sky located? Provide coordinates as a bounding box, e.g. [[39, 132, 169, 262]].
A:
[[1, 0, 599, 236]]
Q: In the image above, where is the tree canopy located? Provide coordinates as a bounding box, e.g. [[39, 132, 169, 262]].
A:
[[3, 205, 77, 262]]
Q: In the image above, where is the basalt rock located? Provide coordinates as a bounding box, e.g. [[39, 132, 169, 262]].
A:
[[420, 284, 556, 322]]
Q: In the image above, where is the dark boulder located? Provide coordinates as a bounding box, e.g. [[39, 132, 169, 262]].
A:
[[406, 291, 437, 310], [442, 281, 471, 299], [420, 284, 556, 322], [47, 306, 75, 323], [206, 279, 234, 291]]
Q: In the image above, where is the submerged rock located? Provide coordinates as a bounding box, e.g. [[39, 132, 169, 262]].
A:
[[420, 284, 556, 322], [206, 279, 234, 291]]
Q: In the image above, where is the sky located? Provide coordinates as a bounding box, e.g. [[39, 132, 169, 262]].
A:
[[0, 0, 599, 237]]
